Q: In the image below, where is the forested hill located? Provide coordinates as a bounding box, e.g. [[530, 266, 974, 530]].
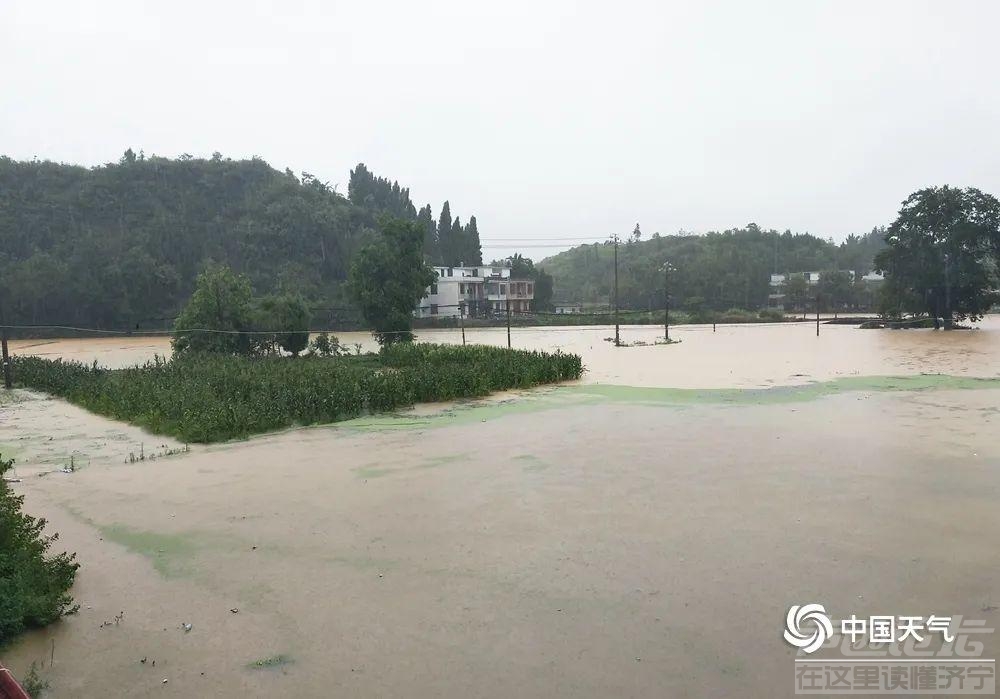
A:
[[0, 152, 482, 329], [538, 225, 886, 310]]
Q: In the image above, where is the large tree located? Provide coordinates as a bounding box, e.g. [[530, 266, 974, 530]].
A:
[[451, 217, 465, 264], [436, 201, 454, 265], [173, 264, 255, 355], [348, 218, 436, 345], [784, 275, 810, 316], [464, 215, 483, 265], [253, 293, 311, 356], [818, 270, 853, 315], [416, 204, 438, 262], [498, 254, 553, 311], [874, 186, 1000, 324]]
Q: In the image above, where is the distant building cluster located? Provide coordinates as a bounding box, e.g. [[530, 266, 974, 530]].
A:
[[553, 303, 584, 314], [415, 266, 535, 319]]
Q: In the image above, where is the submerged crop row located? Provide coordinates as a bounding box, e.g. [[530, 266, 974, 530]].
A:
[[11, 344, 584, 443]]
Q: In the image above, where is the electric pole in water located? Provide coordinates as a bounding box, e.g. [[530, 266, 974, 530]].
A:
[[505, 288, 511, 349], [0, 306, 11, 389], [613, 234, 620, 347], [944, 252, 952, 329], [815, 293, 820, 337], [460, 303, 466, 346], [661, 260, 673, 342]]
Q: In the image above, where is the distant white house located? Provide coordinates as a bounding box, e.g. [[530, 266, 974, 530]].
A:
[[553, 303, 583, 314], [414, 265, 535, 319]]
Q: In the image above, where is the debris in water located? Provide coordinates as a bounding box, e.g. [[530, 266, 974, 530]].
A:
[[230, 608, 239, 614], [182, 622, 192, 632]]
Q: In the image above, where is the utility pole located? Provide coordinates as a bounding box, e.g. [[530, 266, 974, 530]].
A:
[[505, 289, 511, 349], [943, 252, 952, 330], [613, 234, 620, 347], [815, 293, 820, 337], [460, 303, 466, 346], [0, 307, 11, 389], [661, 260, 673, 342]]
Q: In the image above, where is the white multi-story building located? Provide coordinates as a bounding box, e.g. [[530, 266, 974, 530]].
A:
[[415, 265, 535, 319]]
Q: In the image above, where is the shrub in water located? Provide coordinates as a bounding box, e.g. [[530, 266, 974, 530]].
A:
[[0, 453, 79, 644]]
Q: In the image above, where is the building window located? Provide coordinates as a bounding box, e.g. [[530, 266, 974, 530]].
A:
[[527, 283, 534, 295], [459, 283, 464, 294], [430, 304, 438, 315], [430, 283, 438, 294], [447, 268, 453, 277], [500, 284, 506, 295]]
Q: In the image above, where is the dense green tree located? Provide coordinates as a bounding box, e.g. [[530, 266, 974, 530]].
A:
[[451, 217, 465, 264], [464, 215, 483, 265], [874, 186, 1000, 324], [253, 293, 310, 356], [818, 270, 853, 315], [437, 201, 454, 265], [348, 218, 436, 345], [0, 452, 79, 644], [494, 254, 553, 311], [348, 163, 417, 220], [784, 275, 810, 316], [173, 265, 255, 355], [416, 204, 438, 262], [533, 269, 554, 311]]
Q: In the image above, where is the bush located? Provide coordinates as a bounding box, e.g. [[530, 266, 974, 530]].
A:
[[0, 453, 79, 645], [12, 344, 584, 443]]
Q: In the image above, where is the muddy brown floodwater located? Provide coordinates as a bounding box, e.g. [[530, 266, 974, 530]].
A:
[[3, 319, 1000, 697]]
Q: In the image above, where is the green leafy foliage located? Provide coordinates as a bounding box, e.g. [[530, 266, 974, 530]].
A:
[[10, 346, 583, 443], [172, 267, 310, 356], [253, 293, 310, 356], [874, 186, 1000, 322], [172, 265, 255, 355], [0, 453, 79, 645], [309, 332, 343, 357], [496, 254, 554, 311], [348, 218, 437, 345]]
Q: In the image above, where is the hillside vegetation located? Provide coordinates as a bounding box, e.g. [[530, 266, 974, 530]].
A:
[[0, 152, 483, 331], [539, 224, 885, 311]]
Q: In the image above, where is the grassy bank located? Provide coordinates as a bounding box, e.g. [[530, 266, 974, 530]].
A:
[[11, 344, 583, 443]]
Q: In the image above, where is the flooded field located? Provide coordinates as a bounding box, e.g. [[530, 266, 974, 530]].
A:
[[11, 315, 1000, 387], [3, 318, 1000, 697]]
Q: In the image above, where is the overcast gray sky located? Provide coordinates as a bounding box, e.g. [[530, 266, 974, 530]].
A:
[[3, 0, 998, 260]]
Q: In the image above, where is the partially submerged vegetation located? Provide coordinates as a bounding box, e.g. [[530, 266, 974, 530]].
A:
[[247, 654, 294, 670], [11, 344, 584, 443], [0, 453, 79, 646]]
